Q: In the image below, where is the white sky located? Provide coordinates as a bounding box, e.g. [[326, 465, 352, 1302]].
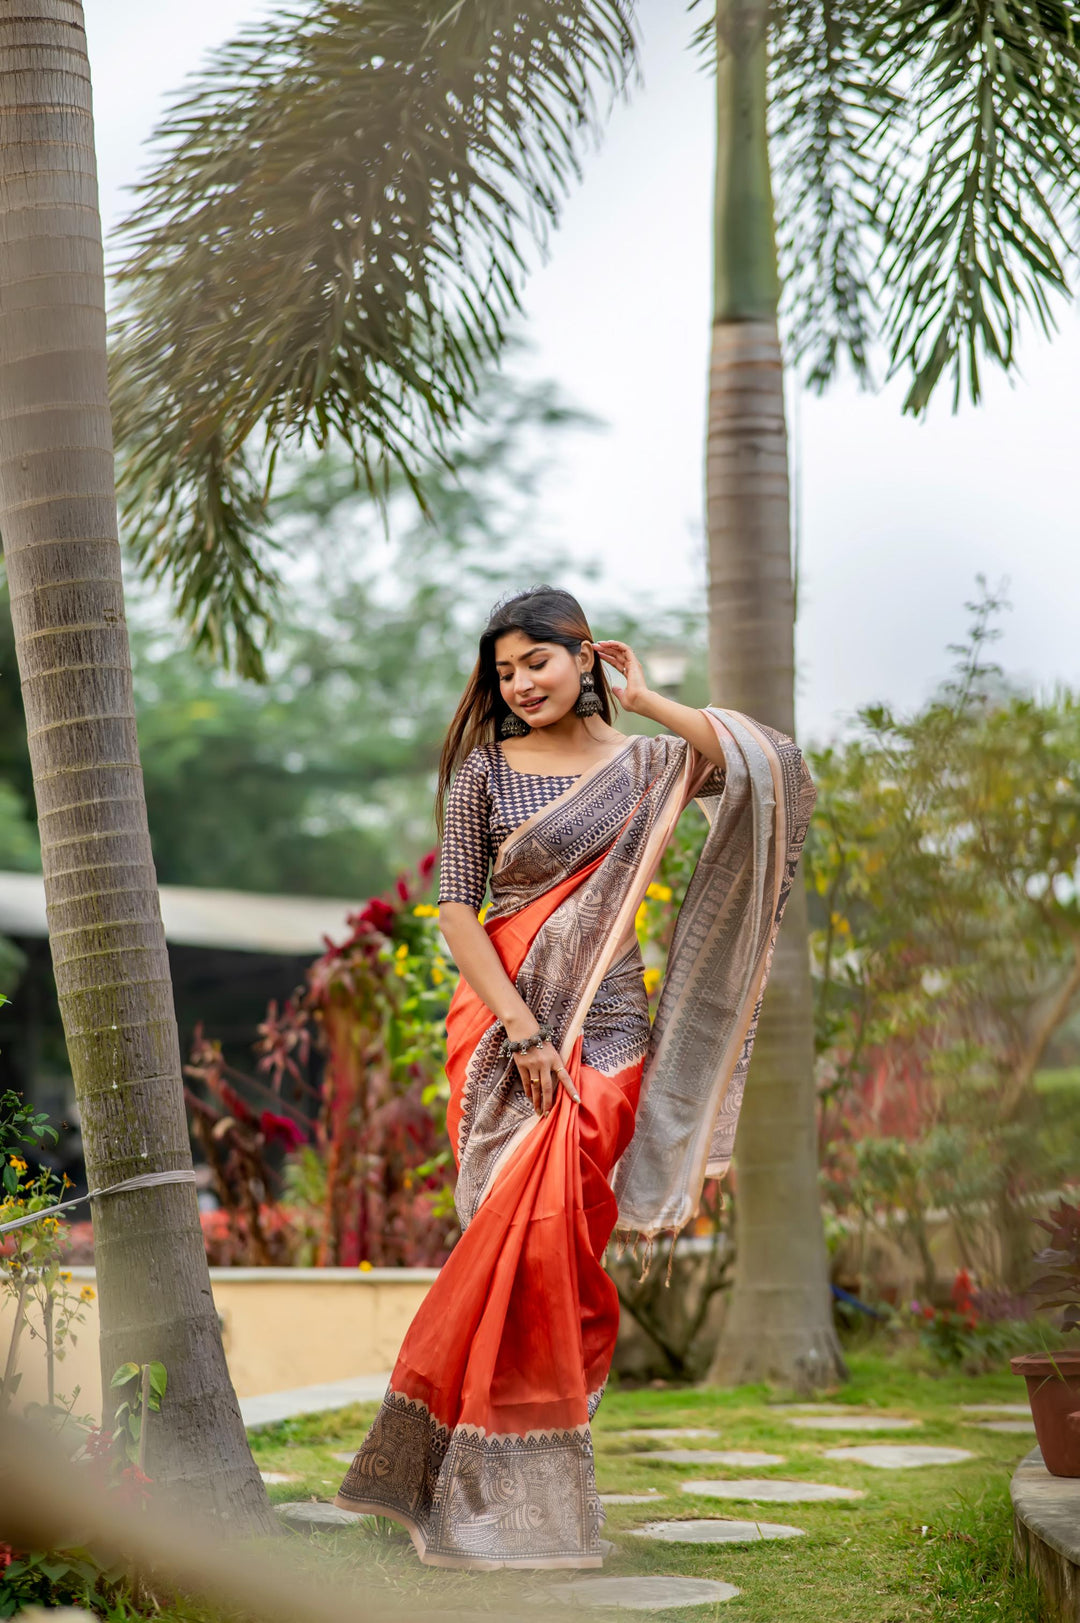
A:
[[85, 0, 1080, 744]]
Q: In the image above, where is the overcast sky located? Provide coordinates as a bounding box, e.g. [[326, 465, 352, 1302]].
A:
[[86, 0, 1080, 744]]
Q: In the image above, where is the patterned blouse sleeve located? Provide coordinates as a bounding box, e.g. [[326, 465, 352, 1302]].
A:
[[438, 750, 494, 913]]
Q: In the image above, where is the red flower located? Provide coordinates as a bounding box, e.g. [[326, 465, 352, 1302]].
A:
[[352, 897, 396, 937], [418, 848, 439, 881], [395, 876, 411, 904], [951, 1268, 976, 1317], [922, 1305, 935, 1321], [260, 1110, 307, 1152], [219, 1083, 254, 1125]]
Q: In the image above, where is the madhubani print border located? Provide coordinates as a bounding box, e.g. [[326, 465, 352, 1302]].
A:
[[336, 1387, 607, 1570]]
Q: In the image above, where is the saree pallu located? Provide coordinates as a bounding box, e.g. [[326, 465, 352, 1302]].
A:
[[336, 711, 815, 1568]]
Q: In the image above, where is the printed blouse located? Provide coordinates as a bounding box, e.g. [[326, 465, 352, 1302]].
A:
[[438, 743, 578, 913]]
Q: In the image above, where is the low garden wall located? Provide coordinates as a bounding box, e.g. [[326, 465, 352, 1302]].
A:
[[1011, 1447, 1080, 1622], [2, 1265, 437, 1419]]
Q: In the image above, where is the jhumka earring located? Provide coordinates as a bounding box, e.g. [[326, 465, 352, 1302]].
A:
[[500, 711, 530, 738], [574, 669, 603, 718]]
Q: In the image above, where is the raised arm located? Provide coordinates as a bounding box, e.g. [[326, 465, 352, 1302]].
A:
[[592, 640, 726, 767]]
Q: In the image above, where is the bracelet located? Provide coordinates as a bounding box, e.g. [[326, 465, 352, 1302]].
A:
[[500, 1022, 554, 1059]]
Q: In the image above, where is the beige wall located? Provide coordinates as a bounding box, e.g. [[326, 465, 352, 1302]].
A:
[[0, 1267, 436, 1420]]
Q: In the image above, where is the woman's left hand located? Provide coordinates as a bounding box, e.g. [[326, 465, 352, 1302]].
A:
[[594, 640, 652, 716]]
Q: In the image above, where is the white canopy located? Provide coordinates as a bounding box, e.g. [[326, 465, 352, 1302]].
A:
[[0, 870, 360, 957]]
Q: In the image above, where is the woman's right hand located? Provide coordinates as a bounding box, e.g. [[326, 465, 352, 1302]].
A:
[[510, 1034, 581, 1116]]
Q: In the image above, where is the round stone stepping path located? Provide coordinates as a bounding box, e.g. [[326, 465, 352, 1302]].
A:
[[630, 1518, 806, 1544], [276, 1501, 363, 1531], [823, 1445, 973, 1469], [546, 1576, 740, 1609], [682, 1478, 863, 1503], [786, 1414, 919, 1431], [969, 1419, 1035, 1434], [959, 1402, 1029, 1414], [332, 1451, 355, 1464], [632, 1449, 785, 1466], [613, 1428, 719, 1441], [600, 1491, 666, 1505], [260, 1470, 299, 1484]]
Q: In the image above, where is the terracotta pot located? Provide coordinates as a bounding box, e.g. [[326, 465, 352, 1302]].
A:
[[1011, 1350, 1080, 1477]]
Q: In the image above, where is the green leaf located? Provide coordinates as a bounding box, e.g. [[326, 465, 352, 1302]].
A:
[[109, 0, 636, 674], [147, 1360, 167, 1399], [110, 1362, 140, 1388]]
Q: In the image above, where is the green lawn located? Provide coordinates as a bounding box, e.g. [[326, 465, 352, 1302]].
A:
[[247, 1350, 1044, 1622]]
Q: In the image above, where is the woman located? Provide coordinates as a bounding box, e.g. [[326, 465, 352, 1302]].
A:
[[335, 586, 814, 1569]]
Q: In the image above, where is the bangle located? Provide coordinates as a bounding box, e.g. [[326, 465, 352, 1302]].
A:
[[500, 1022, 554, 1059]]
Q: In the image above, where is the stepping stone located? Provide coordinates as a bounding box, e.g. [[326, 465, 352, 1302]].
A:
[[613, 1428, 719, 1441], [275, 1501, 364, 1531], [970, 1420, 1035, 1434], [630, 1518, 806, 1544], [823, 1445, 973, 1469], [682, 1478, 863, 1503], [332, 1451, 355, 1464], [770, 1404, 852, 1414], [260, 1470, 298, 1484], [632, 1449, 785, 1467], [959, 1403, 1030, 1415], [786, 1415, 919, 1431], [546, 1576, 740, 1609], [600, 1491, 666, 1505]]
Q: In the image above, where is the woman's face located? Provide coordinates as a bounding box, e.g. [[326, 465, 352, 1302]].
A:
[[493, 630, 590, 730]]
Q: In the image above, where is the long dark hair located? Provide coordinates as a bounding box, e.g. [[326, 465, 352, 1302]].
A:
[[436, 586, 617, 831]]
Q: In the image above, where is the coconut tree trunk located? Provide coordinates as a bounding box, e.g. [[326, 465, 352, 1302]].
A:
[[704, 0, 845, 1391], [0, 0, 274, 1526]]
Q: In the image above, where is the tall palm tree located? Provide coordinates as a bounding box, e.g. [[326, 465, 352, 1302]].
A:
[[0, 0, 276, 1522], [110, 0, 1080, 1395], [702, 0, 845, 1386], [703, 0, 1080, 1386]]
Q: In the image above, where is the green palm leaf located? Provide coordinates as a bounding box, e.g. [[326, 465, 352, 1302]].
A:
[[769, 0, 897, 390], [876, 0, 1080, 413], [110, 0, 635, 675]]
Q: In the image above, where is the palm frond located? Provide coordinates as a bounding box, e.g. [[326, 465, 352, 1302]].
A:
[[769, 0, 897, 390], [109, 0, 636, 676], [877, 0, 1080, 413]]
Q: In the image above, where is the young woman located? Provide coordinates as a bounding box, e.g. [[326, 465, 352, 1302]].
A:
[[335, 586, 814, 1569]]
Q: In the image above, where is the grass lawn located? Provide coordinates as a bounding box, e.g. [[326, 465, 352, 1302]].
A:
[[246, 1349, 1044, 1622]]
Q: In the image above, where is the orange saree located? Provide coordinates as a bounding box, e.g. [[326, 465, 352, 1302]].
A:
[[335, 713, 815, 1568]]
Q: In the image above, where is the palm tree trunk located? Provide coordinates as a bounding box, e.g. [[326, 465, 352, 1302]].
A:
[[704, 0, 845, 1391], [0, 0, 274, 1526]]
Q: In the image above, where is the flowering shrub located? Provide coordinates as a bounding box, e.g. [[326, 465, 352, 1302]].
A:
[[183, 850, 460, 1268], [908, 1268, 1040, 1373], [0, 1091, 93, 1413]]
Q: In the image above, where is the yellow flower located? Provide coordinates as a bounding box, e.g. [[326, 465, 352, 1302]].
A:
[[60, 1271, 72, 1283], [8, 1156, 26, 1174], [643, 967, 661, 995], [646, 883, 672, 903], [80, 1285, 95, 1302], [358, 1260, 373, 1272], [431, 964, 445, 986], [412, 903, 440, 918], [635, 903, 648, 935], [395, 941, 409, 959]]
